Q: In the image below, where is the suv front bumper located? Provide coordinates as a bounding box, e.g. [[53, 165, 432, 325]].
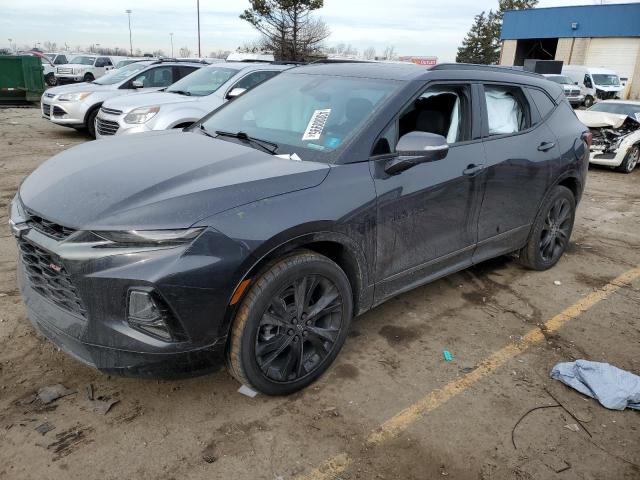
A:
[[41, 97, 91, 127], [95, 109, 153, 138]]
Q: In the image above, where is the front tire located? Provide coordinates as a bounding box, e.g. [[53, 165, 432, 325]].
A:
[[86, 108, 99, 138], [518, 186, 576, 271], [616, 145, 639, 174], [227, 251, 353, 395], [83, 73, 95, 82], [45, 73, 57, 86], [583, 95, 594, 108]]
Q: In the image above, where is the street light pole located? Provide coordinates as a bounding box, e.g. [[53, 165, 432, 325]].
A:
[[125, 9, 133, 56], [170, 33, 174, 57], [197, 0, 201, 57]]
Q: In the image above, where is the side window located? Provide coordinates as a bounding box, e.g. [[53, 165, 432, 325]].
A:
[[371, 84, 471, 156], [132, 67, 174, 88], [232, 71, 279, 92], [54, 55, 67, 65], [583, 74, 593, 88], [528, 88, 556, 120], [484, 85, 529, 136], [175, 66, 198, 80]]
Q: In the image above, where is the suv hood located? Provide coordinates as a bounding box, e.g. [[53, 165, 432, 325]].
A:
[[104, 91, 200, 112], [46, 82, 115, 96], [19, 130, 330, 231]]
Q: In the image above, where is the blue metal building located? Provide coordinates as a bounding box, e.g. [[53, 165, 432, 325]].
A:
[[499, 4, 640, 99]]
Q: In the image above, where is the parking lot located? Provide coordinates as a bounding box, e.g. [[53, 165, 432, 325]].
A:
[[0, 107, 639, 479]]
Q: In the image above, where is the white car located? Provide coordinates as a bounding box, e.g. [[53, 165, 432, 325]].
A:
[[42, 60, 203, 137], [95, 62, 289, 138], [542, 74, 584, 108], [55, 55, 118, 83], [576, 100, 640, 173]]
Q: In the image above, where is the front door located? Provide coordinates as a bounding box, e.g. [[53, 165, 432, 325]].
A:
[[371, 82, 485, 302]]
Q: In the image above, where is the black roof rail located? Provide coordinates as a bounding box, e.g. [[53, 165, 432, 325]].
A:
[[431, 63, 544, 78], [309, 58, 375, 64]]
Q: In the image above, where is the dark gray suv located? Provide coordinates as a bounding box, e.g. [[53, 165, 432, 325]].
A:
[[11, 63, 590, 395]]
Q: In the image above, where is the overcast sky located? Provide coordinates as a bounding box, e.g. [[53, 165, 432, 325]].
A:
[[2, 0, 636, 60]]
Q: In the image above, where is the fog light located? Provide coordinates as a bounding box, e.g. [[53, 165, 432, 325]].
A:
[[128, 290, 171, 340]]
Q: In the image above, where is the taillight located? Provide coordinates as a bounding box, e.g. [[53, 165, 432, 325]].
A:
[[582, 131, 592, 148]]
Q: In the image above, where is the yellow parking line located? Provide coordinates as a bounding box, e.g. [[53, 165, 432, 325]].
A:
[[299, 266, 640, 480]]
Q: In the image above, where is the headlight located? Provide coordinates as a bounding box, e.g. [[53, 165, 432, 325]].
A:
[[93, 227, 204, 246], [58, 92, 92, 102], [124, 106, 161, 124]]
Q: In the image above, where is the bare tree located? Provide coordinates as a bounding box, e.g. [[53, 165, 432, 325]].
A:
[[210, 49, 232, 59], [240, 0, 330, 61], [382, 45, 397, 60], [179, 46, 192, 58], [152, 49, 165, 57], [363, 47, 376, 60], [43, 41, 57, 51]]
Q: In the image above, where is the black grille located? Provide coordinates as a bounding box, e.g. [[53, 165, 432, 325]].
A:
[[100, 106, 123, 115], [26, 209, 76, 240], [42, 103, 51, 117], [96, 117, 119, 136], [52, 106, 66, 117], [18, 239, 87, 318]]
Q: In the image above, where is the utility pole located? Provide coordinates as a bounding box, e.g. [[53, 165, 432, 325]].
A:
[[126, 9, 133, 56], [170, 33, 174, 57], [197, 0, 201, 57]]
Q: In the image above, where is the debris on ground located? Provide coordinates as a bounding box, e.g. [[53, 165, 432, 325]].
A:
[[238, 385, 258, 398], [203, 453, 217, 464], [86, 396, 120, 415], [36, 384, 75, 405], [564, 423, 581, 432], [34, 422, 55, 435], [553, 280, 562, 286], [443, 350, 453, 362], [551, 360, 640, 410]]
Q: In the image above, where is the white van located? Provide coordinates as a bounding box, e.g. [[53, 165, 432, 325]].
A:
[[561, 65, 623, 108]]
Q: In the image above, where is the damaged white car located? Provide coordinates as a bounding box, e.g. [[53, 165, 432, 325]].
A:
[[576, 100, 640, 173]]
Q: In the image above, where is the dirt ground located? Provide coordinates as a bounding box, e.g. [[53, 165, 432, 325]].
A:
[[0, 107, 639, 480]]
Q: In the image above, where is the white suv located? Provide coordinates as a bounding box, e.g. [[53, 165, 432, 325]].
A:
[[41, 53, 69, 86], [55, 55, 118, 83], [43, 60, 203, 137]]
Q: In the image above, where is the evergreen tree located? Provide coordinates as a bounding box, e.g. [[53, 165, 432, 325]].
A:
[[456, 0, 538, 64]]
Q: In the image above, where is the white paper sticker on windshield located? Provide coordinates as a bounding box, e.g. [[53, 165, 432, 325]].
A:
[[302, 109, 331, 141]]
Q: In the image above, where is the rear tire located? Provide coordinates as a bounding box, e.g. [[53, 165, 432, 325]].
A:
[[517, 186, 576, 271], [86, 108, 99, 138], [616, 145, 639, 174], [227, 251, 353, 395]]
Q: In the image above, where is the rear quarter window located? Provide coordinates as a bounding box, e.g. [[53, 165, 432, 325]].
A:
[[528, 88, 556, 120]]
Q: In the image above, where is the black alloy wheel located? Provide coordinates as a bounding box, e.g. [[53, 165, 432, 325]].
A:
[[255, 274, 343, 383], [539, 196, 572, 263]]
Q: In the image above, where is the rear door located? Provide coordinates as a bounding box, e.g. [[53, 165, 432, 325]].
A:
[[473, 83, 558, 263]]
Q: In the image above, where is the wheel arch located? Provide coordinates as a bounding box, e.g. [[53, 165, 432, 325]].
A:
[[83, 102, 103, 127], [220, 230, 372, 339]]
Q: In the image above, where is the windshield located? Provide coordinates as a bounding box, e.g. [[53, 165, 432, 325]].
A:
[[589, 102, 640, 118], [546, 75, 573, 85], [166, 67, 238, 96], [44, 53, 55, 61], [200, 73, 400, 161], [592, 74, 620, 86], [70, 56, 96, 65], [93, 62, 149, 85]]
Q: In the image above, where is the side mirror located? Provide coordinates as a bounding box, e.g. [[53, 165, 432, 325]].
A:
[[131, 80, 144, 89], [385, 131, 449, 175], [226, 87, 246, 99], [574, 82, 579, 85]]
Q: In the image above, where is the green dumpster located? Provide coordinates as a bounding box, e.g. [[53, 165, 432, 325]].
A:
[[0, 55, 45, 104]]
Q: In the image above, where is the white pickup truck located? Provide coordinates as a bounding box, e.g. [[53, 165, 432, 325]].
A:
[[55, 55, 120, 83]]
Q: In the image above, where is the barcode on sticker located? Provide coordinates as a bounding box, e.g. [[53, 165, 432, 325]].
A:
[[302, 109, 331, 141]]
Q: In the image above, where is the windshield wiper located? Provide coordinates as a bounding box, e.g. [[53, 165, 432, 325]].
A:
[[215, 130, 279, 155], [169, 90, 191, 96], [198, 124, 216, 138]]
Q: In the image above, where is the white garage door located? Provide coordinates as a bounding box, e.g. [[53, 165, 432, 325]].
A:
[[585, 38, 640, 81]]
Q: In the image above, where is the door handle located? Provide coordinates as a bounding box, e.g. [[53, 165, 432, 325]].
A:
[[537, 141, 556, 152], [463, 163, 484, 176]]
